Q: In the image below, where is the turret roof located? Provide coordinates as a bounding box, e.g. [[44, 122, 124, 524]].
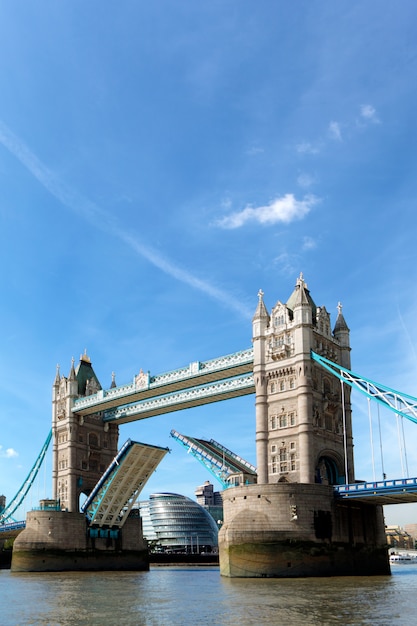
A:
[[75, 351, 102, 396], [253, 289, 270, 322], [286, 273, 317, 323], [333, 302, 350, 333]]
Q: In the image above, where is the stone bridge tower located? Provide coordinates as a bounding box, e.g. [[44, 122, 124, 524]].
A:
[[52, 353, 119, 512], [253, 273, 354, 486], [219, 274, 388, 578]]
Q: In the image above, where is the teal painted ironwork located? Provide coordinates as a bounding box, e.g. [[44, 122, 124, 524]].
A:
[[311, 351, 417, 424], [170, 429, 256, 489], [0, 429, 52, 524], [81, 438, 133, 523]]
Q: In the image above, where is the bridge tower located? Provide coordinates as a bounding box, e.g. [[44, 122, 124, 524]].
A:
[[220, 274, 388, 578], [253, 273, 354, 487], [52, 352, 119, 512]]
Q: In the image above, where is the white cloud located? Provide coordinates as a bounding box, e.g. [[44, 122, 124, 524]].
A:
[[360, 104, 380, 124], [297, 173, 316, 189], [273, 252, 299, 276], [0, 446, 18, 458], [216, 194, 318, 229], [0, 120, 253, 320], [245, 145, 264, 156], [302, 236, 317, 251], [296, 141, 320, 155], [328, 121, 342, 141]]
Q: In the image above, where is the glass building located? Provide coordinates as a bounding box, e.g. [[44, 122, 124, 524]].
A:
[[139, 493, 219, 554]]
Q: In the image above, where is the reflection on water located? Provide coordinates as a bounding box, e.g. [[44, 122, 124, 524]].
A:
[[1, 564, 417, 625]]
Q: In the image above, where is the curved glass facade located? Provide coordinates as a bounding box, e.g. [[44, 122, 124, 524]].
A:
[[139, 493, 219, 553]]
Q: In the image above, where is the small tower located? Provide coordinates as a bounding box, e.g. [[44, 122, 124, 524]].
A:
[[52, 352, 119, 512], [253, 274, 354, 486]]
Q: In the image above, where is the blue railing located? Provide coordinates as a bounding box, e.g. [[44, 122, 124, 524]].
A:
[[0, 521, 26, 532], [335, 477, 417, 498]]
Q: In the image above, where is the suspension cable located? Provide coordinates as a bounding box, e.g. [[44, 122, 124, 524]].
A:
[[367, 396, 376, 481], [400, 413, 409, 477], [377, 403, 386, 479], [396, 400, 405, 477]]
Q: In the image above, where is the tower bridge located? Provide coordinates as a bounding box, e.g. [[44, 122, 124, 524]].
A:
[[8, 273, 417, 576]]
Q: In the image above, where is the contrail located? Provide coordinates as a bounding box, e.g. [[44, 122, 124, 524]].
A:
[[0, 120, 252, 319]]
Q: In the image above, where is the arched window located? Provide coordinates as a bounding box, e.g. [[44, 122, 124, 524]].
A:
[[89, 433, 99, 448]]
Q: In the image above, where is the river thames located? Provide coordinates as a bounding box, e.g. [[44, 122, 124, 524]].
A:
[[1, 564, 417, 625]]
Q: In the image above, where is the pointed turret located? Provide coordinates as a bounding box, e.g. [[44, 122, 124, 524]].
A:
[[75, 350, 102, 396], [286, 272, 316, 325], [253, 288, 270, 323], [333, 302, 349, 335], [253, 289, 270, 338], [53, 364, 60, 387], [333, 302, 351, 368]]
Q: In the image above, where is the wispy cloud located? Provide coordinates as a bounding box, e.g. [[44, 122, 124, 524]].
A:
[[296, 141, 321, 155], [216, 194, 318, 229], [297, 104, 380, 158], [0, 445, 18, 458], [328, 121, 342, 141], [297, 173, 316, 189], [273, 251, 299, 276], [360, 104, 380, 124], [0, 120, 252, 319], [302, 236, 317, 251]]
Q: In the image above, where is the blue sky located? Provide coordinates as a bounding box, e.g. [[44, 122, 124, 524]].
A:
[[1, 1, 417, 527]]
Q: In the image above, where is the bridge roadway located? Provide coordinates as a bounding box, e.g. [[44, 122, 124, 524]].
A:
[[335, 477, 417, 505], [72, 348, 255, 424]]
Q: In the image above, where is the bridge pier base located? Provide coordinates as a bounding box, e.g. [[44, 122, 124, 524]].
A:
[[219, 483, 390, 578], [11, 510, 149, 572]]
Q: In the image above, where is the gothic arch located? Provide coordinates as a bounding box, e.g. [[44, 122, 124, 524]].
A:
[[315, 451, 344, 485]]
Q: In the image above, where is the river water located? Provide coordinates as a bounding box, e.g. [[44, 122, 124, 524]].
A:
[[1, 564, 416, 625]]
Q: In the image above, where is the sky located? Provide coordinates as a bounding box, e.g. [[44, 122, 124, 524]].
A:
[[1, 1, 417, 527]]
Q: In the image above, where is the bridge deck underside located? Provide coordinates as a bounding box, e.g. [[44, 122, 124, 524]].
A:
[[82, 440, 168, 528], [103, 385, 255, 424]]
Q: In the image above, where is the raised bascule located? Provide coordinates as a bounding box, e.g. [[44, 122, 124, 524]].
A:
[[10, 273, 409, 575]]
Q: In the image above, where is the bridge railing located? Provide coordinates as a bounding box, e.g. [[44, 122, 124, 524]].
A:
[[73, 348, 254, 412], [335, 477, 417, 496]]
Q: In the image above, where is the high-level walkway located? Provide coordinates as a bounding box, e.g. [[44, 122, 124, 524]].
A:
[[72, 349, 254, 424]]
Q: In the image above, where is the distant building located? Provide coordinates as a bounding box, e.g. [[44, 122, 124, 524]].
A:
[[386, 525, 414, 550], [139, 493, 219, 554], [404, 524, 417, 547], [195, 481, 224, 524], [0, 495, 5, 514]]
